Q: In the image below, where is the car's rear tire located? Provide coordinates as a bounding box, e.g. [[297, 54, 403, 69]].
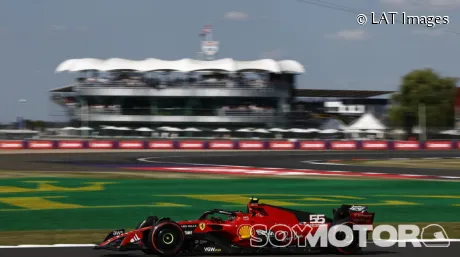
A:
[[332, 222, 362, 255], [148, 220, 185, 256], [333, 205, 351, 224]]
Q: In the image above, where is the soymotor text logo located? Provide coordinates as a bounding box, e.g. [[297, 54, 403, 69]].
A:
[[239, 223, 450, 248]]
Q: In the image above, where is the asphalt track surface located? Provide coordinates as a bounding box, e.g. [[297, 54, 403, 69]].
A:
[[1, 243, 459, 257], [1, 150, 460, 176], [1, 150, 460, 257]]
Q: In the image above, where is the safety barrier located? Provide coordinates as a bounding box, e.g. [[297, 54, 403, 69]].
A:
[[0, 140, 458, 150]]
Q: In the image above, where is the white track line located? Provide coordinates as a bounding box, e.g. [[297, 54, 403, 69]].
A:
[[439, 176, 460, 179], [368, 239, 460, 244], [399, 174, 426, 177], [138, 156, 460, 180], [301, 161, 347, 165], [276, 172, 314, 175]]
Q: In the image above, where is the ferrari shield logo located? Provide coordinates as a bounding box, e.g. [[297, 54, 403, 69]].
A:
[[199, 223, 206, 231]]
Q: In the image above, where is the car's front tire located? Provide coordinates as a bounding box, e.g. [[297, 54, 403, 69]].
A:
[[148, 220, 185, 256]]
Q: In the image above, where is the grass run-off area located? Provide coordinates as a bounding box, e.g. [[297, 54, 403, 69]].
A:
[[0, 173, 459, 245], [338, 159, 460, 170]]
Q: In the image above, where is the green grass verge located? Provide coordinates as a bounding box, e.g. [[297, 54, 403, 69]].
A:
[[1, 175, 459, 245]]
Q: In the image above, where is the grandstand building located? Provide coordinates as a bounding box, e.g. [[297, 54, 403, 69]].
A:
[[50, 60, 391, 130], [50, 57, 304, 130], [50, 30, 391, 131], [50, 63, 393, 130]]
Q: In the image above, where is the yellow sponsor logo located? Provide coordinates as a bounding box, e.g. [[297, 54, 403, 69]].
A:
[[199, 223, 206, 231], [237, 224, 252, 239]]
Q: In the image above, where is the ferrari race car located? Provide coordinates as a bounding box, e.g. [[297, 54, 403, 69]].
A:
[[94, 198, 375, 256]]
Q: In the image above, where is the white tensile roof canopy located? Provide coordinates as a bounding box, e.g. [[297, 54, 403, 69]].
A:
[[55, 58, 305, 74], [347, 113, 386, 130], [320, 119, 347, 130]]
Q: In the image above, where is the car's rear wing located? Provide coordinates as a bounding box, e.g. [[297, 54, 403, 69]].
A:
[[333, 205, 375, 225], [349, 211, 375, 225]]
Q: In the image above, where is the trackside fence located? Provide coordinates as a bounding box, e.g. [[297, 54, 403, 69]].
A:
[[0, 140, 459, 150]]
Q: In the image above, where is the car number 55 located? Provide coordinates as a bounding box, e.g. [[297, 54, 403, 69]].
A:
[[309, 214, 325, 224]]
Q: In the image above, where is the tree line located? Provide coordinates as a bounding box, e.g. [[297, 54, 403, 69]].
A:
[[388, 68, 458, 134]]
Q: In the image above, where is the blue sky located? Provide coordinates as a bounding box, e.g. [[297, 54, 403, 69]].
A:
[[1, 0, 459, 122]]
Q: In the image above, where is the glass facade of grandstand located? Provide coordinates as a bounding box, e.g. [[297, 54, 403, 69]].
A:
[[51, 58, 304, 128]]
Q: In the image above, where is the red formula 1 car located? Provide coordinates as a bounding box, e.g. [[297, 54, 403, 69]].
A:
[[94, 198, 375, 256]]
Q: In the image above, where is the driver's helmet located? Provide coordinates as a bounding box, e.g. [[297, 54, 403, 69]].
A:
[[247, 197, 259, 212], [249, 197, 259, 205]]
